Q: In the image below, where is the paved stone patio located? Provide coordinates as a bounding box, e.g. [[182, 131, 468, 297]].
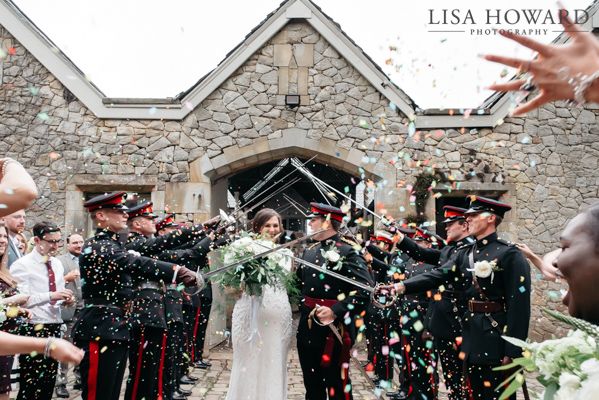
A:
[[16, 313, 540, 399], [42, 341, 540, 399]]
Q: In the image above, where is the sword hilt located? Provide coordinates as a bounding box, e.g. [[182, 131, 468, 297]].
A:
[[371, 283, 398, 309]]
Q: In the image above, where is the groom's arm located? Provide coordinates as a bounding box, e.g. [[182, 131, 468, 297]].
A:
[[330, 249, 374, 320]]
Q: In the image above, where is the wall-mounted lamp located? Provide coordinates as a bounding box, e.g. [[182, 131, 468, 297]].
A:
[[285, 95, 300, 109]]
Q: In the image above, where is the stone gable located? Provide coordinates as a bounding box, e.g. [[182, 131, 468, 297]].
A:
[[2, 20, 599, 340]]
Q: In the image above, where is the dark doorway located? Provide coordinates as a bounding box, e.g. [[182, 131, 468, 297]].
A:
[[227, 158, 360, 232]]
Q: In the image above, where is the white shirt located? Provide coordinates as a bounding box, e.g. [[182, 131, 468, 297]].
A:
[[11, 248, 65, 324]]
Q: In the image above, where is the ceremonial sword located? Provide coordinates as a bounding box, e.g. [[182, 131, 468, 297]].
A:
[[249, 240, 395, 309], [186, 229, 326, 295]]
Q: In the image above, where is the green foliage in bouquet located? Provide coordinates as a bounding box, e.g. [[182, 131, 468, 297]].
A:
[[495, 307, 599, 400], [216, 234, 295, 297]]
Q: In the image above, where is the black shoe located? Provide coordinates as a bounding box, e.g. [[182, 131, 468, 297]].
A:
[[172, 391, 188, 400], [73, 380, 82, 390], [386, 390, 408, 400], [179, 375, 195, 385], [55, 386, 70, 398], [193, 360, 210, 369], [185, 374, 199, 382], [199, 359, 212, 367], [177, 387, 193, 396]]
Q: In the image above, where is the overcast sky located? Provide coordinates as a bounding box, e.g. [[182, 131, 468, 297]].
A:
[[13, 0, 593, 109]]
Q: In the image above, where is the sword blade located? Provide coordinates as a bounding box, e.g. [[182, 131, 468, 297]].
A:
[[202, 229, 324, 279], [290, 157, 386, 222], [250, 240, 374, 293]]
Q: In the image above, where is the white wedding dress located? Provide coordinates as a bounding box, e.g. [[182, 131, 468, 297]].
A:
[[225, 254, 293, 400]]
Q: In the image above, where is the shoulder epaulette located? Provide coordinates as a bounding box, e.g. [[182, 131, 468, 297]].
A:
[[496, 238, 514, 247], [456, 240, 475, 250]]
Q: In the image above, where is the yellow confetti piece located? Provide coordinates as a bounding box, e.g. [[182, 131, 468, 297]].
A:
[[6, 306, 19, 318], [337, 293, 346, 301]]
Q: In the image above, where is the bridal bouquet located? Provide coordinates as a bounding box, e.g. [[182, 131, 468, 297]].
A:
[[496, 308, 599, 400], [216, 234, 295, 297]]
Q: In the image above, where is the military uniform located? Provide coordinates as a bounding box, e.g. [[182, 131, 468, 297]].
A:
[[397, 206, 473, 400], [159, 231, 218, 398], [124, 203, 208, 400], [74, 228, 181, 400], [364, 237, 404, 389], [401, 197, 531, 400], [297, 202, 374, 400], [400, 243, 439, 400], [73, 193, 197, 400]]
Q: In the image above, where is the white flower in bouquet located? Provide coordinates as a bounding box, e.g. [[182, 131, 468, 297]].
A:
[[268, 248, 293, 271], [577, 370, 599, 399], [217, 233, 298, 297], [580, 358, 599, 376], [531, 330, 596, 381], [554, 372, 581, 400], [235, 236, 253, 247], [498, 309, 599, 400], [250, 238, 274, 255]]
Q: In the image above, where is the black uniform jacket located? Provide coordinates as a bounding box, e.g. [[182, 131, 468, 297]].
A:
[[74, 228, 179, 342], [402, 232, 531, 365], [297, 234, 374, 347], [398, 235, 475, 340], [400, 259, 437, 332], [159, 235, 213, 323], [365, 244, 403, 322]]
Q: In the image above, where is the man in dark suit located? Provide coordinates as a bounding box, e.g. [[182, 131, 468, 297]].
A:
[[3, 209, 25, 267], [393, 196, 531, 400]]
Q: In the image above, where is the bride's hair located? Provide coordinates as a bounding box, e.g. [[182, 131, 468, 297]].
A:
[[251, 208, 282, 235]]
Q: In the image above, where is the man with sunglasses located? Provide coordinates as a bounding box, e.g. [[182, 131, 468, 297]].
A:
[[11, 221, 75, 400]]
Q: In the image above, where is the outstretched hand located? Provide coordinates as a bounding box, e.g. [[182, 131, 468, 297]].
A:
[[484, 8, 599, 115], [177, 267, 198, 287], [49, 339, 85, 364]]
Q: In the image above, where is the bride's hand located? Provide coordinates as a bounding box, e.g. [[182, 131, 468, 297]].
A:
[[315, 306, 335, 325]]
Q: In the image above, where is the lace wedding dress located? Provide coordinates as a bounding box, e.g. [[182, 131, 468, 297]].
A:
[[225, 253, 293, 400]]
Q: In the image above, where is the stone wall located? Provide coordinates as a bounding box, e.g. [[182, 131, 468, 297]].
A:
[[2, 21, 599, 340]]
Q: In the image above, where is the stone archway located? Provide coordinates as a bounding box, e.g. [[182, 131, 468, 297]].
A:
[[190, 128, 398, 218]]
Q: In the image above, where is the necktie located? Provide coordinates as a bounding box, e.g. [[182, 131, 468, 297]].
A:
[[46, 260, 57, 304]]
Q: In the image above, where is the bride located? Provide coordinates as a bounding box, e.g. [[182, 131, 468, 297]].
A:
[[225, 208, 293, 400]]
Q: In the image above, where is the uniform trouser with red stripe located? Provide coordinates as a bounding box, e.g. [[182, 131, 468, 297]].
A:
[[371, 316, 402, 383], [182, 304, 196, 373], [75, 339, 127, 400], [297, 338, 353, 400], [124, 326, 167, 400], [403, 328, 438, 399], [194, 296, 212, 361], [163, 322, 185, 399], [17, 323, 61, 400], [435, 337, 465, 400]]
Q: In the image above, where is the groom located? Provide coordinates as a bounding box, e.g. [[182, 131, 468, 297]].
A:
[[297, 202, 374, 400]]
